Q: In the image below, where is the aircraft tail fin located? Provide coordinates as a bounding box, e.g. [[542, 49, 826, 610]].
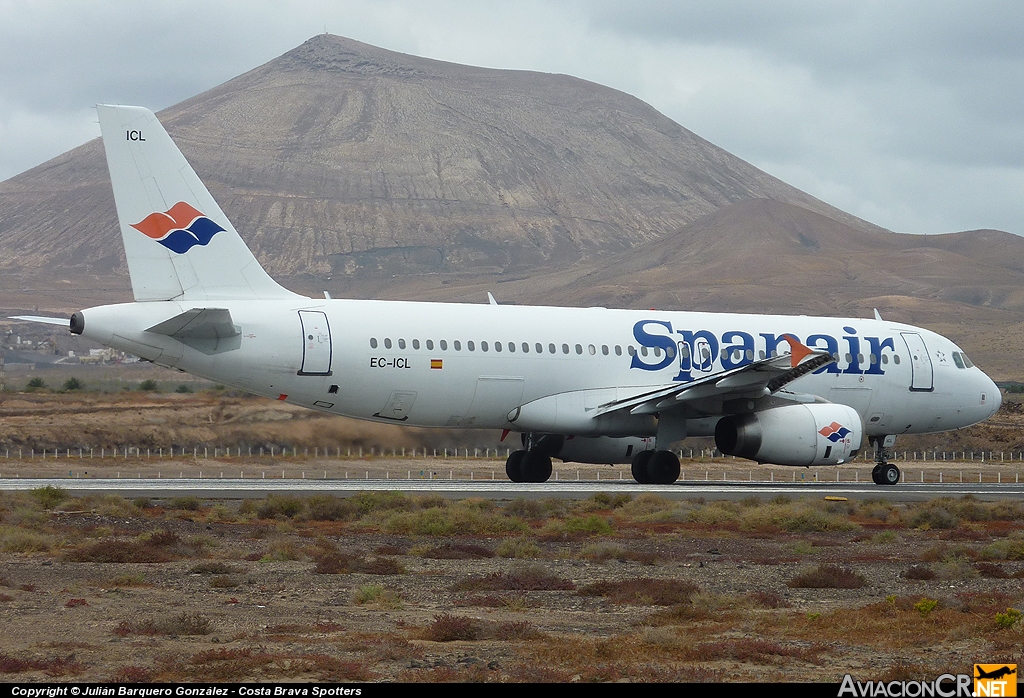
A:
[[96, 104, 301, 302]]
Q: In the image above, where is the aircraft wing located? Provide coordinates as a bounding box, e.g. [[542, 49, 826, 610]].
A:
[[9, 315, 70, 327], [594, 336, 835, 417]]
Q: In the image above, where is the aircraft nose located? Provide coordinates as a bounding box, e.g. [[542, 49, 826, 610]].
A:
[[987, 375, 1002, 417]]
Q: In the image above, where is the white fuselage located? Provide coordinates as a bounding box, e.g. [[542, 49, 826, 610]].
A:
[[77, 298, 1000, 442]]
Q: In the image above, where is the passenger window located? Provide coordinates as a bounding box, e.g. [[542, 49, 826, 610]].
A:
[[679, 342, 690, 359], [412, 339, 420, 350], [746, 350, 754, 361], [844, 353, 851, 363], [857, 353, 863, 364], [524, 343, 531, 353], [481, 341, 488, 352], [384, 338, 392, 349], [576, 344, 583, 355], [893, 354, 900, 364], [508, 342, 515, 352], [615, 345, 622, 356], [549, 343, 556, 354], [453, 340, 461, 351], [602, 345, 609, 355], [468, 341, 476, 351], [869, 353, 876, 364], [562, 344, 570, 354], [494, 342, 502, 353], [398, 338, 406, 349], [641, 346, 649, 357], [628, 346, 636, 356], [759, 350, 765, 359], [426, 339, 434, 350], [370, 338, 378, 349], [439, 340, 447, 350], [881, 353, 888, 364]]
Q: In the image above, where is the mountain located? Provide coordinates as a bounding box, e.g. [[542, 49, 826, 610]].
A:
[[0, 34, 883, 287]]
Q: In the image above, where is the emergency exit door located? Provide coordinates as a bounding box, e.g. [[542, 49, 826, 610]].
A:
[[298, 310, 332, 376]]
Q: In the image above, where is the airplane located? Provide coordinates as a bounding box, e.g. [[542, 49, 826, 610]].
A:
[[12, 105, 1002, 486]]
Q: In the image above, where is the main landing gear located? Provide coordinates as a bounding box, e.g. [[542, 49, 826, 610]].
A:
[[870, 436, 900, 486], [631, 449, 681, 485], [505, 434, 561, 483]]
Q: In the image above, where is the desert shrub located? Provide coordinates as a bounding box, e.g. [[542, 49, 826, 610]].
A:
[[168, 496, 202, 511], [0, 526, 56, 553], [62, 377, 84, 391], [539, 514, 613, 539], [304, 495, 358, 521], [352, 584, 401, 608], [910, 506, 958, 530], [980, 534, 1024, 561], [620, 493, 682, 522], [382, 503, 527, 536], [995, 608, 1022, 629], [453, 564, 575, 591], [903, 565, 937, 580], [578, 578, 699, 605], [210, 575, 240, 588], [29, 485, 68, 510], [313, 551, 404, 575], [24, 377, 46, 391], [914, 598, 939, 618], [495, 620, 542, 640], [138, 379, 158, 391], [349, 492, 414, 516], [175, 384, 193, 393], [787, 564, 866, 589], [495, 538, 542, 559], [257, 495, 304, 519], [115, 612, 212, 636], [974, 562, 1009, 578], [66, 540, 171, 563], [423, 613, 479, 642]]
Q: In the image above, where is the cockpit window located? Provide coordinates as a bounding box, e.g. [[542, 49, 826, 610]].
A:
[[961, 352, 974, 368], [952, 352, 965, 369]]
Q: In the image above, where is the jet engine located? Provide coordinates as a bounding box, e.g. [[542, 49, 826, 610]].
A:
[[552, 435, 652, 465], [714, 403, 863, 466]]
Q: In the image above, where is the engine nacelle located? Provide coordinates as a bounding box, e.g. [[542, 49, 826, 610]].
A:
[[554, 436, 652, 465], [714, 403, 863, 466]]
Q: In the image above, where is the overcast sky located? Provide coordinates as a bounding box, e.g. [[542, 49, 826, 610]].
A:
[[2, 0, 1023, 235]]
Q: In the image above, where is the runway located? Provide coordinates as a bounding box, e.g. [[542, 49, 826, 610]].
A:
[[1, 477, 1022, 501]]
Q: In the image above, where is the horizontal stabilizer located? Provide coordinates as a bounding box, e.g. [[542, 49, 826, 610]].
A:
[[145, 308, 239, 340], [9, 315, 69, 327]]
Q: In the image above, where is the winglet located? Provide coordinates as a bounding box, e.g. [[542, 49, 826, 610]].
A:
[[782, 334, 814, 368], [487, 292, 498, 306], [873, 308, 882, 321]]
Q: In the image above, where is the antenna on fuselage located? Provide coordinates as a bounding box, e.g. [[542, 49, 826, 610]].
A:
[[873, 308, 882, 321], [487, 292, 498, 306]]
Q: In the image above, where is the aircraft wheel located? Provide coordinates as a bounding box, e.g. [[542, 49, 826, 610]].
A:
[[506, 450, 527, 483], [522, 450, 553, 483], [648, 450, 681, 484], [882, 463, 901, 485], [871, 464, 883, 485], [631, 450, 654, 484]]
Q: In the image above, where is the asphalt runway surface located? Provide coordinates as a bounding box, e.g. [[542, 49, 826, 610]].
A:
[[1, 477, 1022, 501]]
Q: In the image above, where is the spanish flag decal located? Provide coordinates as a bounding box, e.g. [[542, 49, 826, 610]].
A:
[[430, 359, 443, 370]]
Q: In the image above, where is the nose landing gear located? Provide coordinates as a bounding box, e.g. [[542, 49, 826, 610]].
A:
[[870, 437, 901, 485]]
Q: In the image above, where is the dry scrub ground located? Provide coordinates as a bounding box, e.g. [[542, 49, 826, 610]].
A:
[[0, 489, 1021, 683]]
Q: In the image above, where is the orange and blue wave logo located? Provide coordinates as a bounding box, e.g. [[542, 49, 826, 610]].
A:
[[130, 202, 225, 254], [818, 422, 852, 442]]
